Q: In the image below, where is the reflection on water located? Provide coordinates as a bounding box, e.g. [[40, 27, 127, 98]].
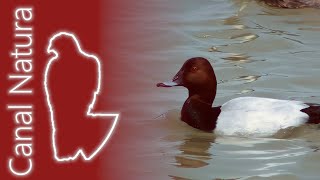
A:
[[222, 53, 251, 62], [230, 33, 259, 42], [235, 75, 261, 83], [174, 134, 214, 168]]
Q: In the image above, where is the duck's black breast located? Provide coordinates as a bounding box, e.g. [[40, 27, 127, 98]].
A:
[[181, 96, 221, 132]]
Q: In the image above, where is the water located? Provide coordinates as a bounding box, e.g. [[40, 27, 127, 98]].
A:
[[102, 0, 320, 179]]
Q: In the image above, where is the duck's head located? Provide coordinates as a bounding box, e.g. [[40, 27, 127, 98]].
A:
[[157, 57, 219, 131], [157, 57, 217, 105]]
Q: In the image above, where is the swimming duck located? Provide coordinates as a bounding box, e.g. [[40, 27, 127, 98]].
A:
[[157, 57, 320, 136], [260, 0, 320, 8]]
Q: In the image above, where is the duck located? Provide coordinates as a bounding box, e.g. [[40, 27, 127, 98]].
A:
[[157, 57, 320, 137], [260, 0, 320, 8]]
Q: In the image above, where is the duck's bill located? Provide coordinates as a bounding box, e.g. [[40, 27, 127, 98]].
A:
[[157, 67, 184, 87], [156, 81, 179, 87]]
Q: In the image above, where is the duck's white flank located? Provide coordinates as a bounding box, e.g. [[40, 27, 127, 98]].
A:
[[215, 97, 309, 137]]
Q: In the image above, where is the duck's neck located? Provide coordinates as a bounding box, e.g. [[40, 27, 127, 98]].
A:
[[187, 85, 216, 106], [182, 85, 218, 132]]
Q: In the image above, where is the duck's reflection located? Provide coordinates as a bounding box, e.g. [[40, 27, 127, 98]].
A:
[[174, 132, 216, 168], [156, 110, 216, 169]]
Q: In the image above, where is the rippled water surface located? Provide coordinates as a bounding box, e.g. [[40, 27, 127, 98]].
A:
[[103, 0, 320, 179]]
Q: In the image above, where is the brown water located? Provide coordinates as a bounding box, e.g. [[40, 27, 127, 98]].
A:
[[102, 0, 320, 179]]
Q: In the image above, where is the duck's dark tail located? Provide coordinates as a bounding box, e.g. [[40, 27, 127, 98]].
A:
[[301, 104, 320, 124], [260, 0, 320, 8]]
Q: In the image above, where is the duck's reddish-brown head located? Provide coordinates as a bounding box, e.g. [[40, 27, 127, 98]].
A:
[[157, 57, 216, 88]]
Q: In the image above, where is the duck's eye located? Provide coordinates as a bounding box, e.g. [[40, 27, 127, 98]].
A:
[[191, 66, 198, 72]]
